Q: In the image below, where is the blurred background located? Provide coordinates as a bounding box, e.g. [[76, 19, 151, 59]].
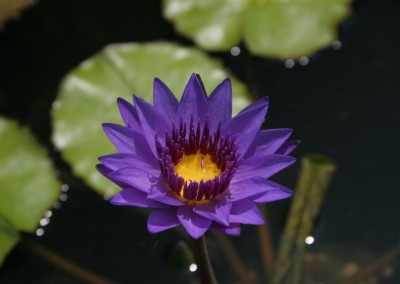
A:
[[0, 0, 399, 283]]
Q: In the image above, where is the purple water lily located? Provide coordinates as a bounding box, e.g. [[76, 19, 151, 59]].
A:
[[97, 74, 298, 239]]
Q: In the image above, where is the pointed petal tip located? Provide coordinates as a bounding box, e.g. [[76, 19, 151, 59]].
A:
[[187, 73, 205, 89], [95, 163, 105, 172], [116, 97, 127, 104], [153, 77, 168, 88]]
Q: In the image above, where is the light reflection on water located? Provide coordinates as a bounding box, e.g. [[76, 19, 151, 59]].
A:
[[285, 59, 295, 69], [332, 40, 342, 50], [189, 263, 197, 272], [230, 46, 241, 56]]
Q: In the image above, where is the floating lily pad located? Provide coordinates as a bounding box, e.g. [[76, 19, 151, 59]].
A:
[[163, 0, 351, 59], [52, 42, 252, 196], [0, 118, 60, 264], [0, 216, 19, 265]]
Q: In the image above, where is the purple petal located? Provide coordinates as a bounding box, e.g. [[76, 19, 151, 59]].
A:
[[109, 167, 161, 193], [147, 208, 180, 233], [228, 177, 278, 201], [134, 96, 171, 155], [252, 182, 293, 203], [111, 188, 167, 208], [193, 200, 232, 226], [153, 78, 179, 119], [177, 206, 211, 239], [117, 98, 140, 130], [102, 123, 135, 153], [176, 74, 208, 125], [222, 97, 269, 157], [96, 164, 130, 189], [232, 154, 296, 182], [147, 185, 184, 206], [210, 223, 241, 236], [276, 140, 300, 155], [244, 129, 293, 158], [229, 200, 264, 225], [99, 153, 143, 171], [208, 78, 232, 125]]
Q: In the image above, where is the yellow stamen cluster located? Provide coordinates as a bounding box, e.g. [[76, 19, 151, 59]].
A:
[[174, 152, 221, 183]]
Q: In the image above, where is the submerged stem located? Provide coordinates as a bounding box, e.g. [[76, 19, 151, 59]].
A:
[[193, 236, 218, 284], [24, 241, 114, 284]]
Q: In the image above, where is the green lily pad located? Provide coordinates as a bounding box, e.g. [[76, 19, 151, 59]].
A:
[[163, 0, 351, 59], [0, 215, 20, 266], [52, 42, 252, 196], [0, 118, 60, 264]]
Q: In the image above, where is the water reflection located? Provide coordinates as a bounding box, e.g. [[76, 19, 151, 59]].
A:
[[44, 210, 52, 218], [284, 59, 295, 69], [332, 40, 342, 50], [189, 263, 197, 272], [305, 236, 315, 245], [53, 201, 61, 209], [299, 56, 309, 66], [230, 46, 241, 56], [35, 228, 44, 237], [59, 193, 68, 202], [39, 217, 50, 226], [61, 184, 70, 192]]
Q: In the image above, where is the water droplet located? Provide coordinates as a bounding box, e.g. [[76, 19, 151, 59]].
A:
[[230, 46, 241, 56], [305, 236, 314, 245], [39, 218, 50, 227], [189, 263, 197, 272], [53, 201, 61, 209], [60, 193, 68, 202], [299, 56, 309, 66], [44, 210, 52, 218], [61, 184, 69, 192], [36, 228, 44, 236], [332, 40, 342, 50], [103, 193, 112, 201], [284, 59, 295, 69], [52, 101, 61, 109]]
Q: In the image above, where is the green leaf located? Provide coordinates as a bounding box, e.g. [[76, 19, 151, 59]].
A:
[[0, 215, 20, 266], [0, 118, 61, 232], [52, 42, 252, 196], [163, 0, 245, 50], [163, 0, 351, 59], [0, 118, 60, 265]]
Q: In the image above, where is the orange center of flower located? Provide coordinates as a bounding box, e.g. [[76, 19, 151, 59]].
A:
[[174, 152, 221, 183]]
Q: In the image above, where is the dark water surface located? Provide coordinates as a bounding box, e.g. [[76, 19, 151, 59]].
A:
[[0, 0, 399, 283]]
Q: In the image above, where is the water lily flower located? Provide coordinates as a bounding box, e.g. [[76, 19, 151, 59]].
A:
[[97, 74, 298, 239]]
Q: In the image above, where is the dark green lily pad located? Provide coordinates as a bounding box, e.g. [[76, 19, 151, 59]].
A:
[[163, 0, 351, 59], [0, 118, 60, 264], [0, 216, 19, 265], [52, 42, 252, 196]]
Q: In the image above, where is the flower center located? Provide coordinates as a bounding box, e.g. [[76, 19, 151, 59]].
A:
[[156, 118, 237, 202], [174, 153, 221, 183]]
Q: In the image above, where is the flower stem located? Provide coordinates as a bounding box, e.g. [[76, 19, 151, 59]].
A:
[[23, 240, 114, 284], [212, 232, 253, 284], [193, 236, 218, 284]]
